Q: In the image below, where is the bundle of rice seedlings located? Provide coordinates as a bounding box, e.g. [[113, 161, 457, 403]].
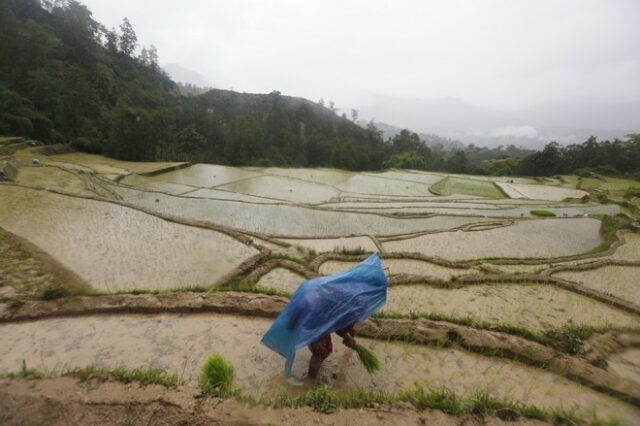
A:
[[200, 354, 234, 395], [353, 343, 380, 373]]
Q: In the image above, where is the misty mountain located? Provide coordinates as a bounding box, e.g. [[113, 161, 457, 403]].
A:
[[163, 63, 212, 87], [359, 95, 638, 149], [357, 120, 464, 151]]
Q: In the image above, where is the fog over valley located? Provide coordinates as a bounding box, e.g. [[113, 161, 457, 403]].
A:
[[81, 0, 640, 148]]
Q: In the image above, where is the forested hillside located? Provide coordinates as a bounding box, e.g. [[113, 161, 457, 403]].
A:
[[1, 0, 638, 177], [0, 0, 385, 169]]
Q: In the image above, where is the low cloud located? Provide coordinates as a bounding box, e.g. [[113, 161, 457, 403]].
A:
[[470, 125, 539, 139]]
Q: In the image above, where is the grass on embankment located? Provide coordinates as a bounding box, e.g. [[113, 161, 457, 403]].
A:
[[0, 364, 182, 388], [431, 176, 506, 198], [67, 365, 182, 387], [588, 214, 635, 255], [372, 310, 629, 356], [1, 363, 624, 425]]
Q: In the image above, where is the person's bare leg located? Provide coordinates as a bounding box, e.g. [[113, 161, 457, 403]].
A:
[[308, 354, 324, 378]]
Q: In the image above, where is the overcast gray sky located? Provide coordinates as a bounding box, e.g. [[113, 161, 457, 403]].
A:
[[82, 0, 639, 129]]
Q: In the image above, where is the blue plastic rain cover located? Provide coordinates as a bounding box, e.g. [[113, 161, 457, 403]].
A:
[[261, 252, 387, 376]]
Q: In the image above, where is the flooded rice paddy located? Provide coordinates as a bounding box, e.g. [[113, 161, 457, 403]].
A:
[[382, 218, 603, 260], [217, 174, 341, 204], [554, 265, 640, 305], [0, 313, 638, 423], [319, 259, 476, 280], [107, 185, 490, 237], [280, 236, 378, 253], [382, 284, 640, 331], [496, 182, 588, 201], [256, 268, 306, 293], [0, 185, 257, 291], [2, 152, 640, 422], [150, 163, 261, 187]]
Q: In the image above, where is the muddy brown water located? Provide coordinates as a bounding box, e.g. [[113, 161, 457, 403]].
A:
[[0, 185, 258, 291], [382, 284, 640, 331], [0, 313, 638, 423]]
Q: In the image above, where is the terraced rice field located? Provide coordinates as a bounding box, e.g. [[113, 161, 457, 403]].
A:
[[0, 185, 257, 291], [12, 165, 95, 196], [382, 217, 603, 260], [496, 182, 588, 201], [280, 236, 378, 253], [1, 149, 640, 424], [431, 176, 505, 198], [554, 265, 640, 305], [382, 284, 640, 331], [107, 185, 489, 237], [256, 268, 305, 293], [217, 174, 341, 203], [1, 314, 639, 424], [319, 259, 475, 280]]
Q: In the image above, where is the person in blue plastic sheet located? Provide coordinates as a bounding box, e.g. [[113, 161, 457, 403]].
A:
[[307, 324, 357, 378], [285, 281, 362, 378], [261, 253, 387, 380]]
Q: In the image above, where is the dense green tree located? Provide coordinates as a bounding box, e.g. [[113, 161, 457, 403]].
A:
[[383, 151, 426, 170], [118, 17, 137, 56], [445, 150, 470, 173]]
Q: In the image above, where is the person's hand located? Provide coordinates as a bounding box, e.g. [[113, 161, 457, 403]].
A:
[[343, 334, 356, 349]]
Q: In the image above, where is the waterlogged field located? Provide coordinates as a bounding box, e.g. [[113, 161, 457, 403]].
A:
[[382, 218, 603, 260], [0, 185, 257, 291], [107, 185, 489, 237], [554, 265, 640, 305], [150, 163, 261, 187], [256, 268, 306, 293], [496, 182, 588, 201], [0, 313, 639, 424], [280, 236, 378, 253], [319, 259, 475, 280], [218, 174, 341, 203], [2, 150, 640, 424], [382, 284, 640, 331]]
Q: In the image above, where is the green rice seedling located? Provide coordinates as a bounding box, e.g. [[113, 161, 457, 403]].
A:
[[353, 343, 381, 373], [200, 354, 234, 395], [530, 209, 556, 217]]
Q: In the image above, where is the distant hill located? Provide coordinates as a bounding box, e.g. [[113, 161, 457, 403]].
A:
[[359, 120, 464, 151], [0, 0, 385, 169], [358, 95, 636, 149], [163, 63, 211, 87]]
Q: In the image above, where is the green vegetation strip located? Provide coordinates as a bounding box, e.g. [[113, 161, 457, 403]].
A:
[[530, 209, 556, 217], [2, 365, 181, 388], [4, 365, 622, 424], [372, 311, 618, 355]]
